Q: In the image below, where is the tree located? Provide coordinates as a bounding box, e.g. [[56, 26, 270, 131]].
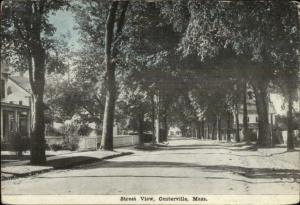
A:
[[44, 72, 105, 125], [119, 2, 182, 143], [242, 81, 250, 144], [117, 77, 152, 145], [74, 0, 130, 150], [1, 0, 68, 164], [101, 1, 129, 150], [271, 1, 299, 150], [163, 0, 299, 147]]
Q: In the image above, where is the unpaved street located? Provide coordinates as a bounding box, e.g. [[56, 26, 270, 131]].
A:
[[2, 139, 300, 195]]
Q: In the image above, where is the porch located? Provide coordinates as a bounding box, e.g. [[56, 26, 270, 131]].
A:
[[0, 102, 31, 144]]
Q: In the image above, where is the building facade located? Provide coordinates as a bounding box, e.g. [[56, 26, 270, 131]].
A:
[[1, 63, 33, 143], [232, 88, 276, 141]]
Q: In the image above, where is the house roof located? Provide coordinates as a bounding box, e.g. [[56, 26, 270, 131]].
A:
[[9, 76, 32, 94]]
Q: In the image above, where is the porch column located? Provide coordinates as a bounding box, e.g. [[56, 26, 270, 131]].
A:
[[0, 108, 3, 140], [14, 110, 18, 132], [27, 110, 31, 137]]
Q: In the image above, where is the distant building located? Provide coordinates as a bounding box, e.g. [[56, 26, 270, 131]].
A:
[[168, 126, 182, 137], [1, 63, 33, 143], [232, 88, 276, 141]]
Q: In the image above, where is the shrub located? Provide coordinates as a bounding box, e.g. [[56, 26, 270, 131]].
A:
[[45, 144, 51, 150], [8, 132, 30, 156], [50, 144, 63, 151], [143, 133, 153, 143], [248, 130, 257, 141], [77, 124, 92, 136], [58, 122, 83, 151], [70, 143, 78, 151], [45, 126, 63, 136], [1, 141, 9, 150]]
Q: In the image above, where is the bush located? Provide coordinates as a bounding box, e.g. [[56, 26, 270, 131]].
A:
[[77, 124, 92, 136], [45, 143, 51, 150], [143, 133, 153, 143], [70, 143, 78, 151], [8, 132, 30, 156], [45, 126, 63, 136], [248, 130, 257, 141], [58, 122, 85, 151], [1, 141, 9, 150], [50, 144, 63, 151], [294, 132, 300, 147]]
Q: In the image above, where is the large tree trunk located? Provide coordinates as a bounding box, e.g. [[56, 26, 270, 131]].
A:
[[151, 94, 156, 144], [162, 113, 167, 142], [212, 117, 217, 140], [235, 107, 240, 143], [243, 81, 250, 144], [30, 93, 46, 164], [138, 109, 144, 146], [253, 82, 271, 147], [101, 66, 116, 150], [207, 123, 210, 140], [197, 121, 201, 139], [161, 98, 168, 141], [27, 1, 47, 165], [217, 115, 222, 141], [154, 93, 160, 143], [287, 88, 294, 151], [101, 2, 118, 150], [226, 112, 231, 142], [201, 120, 205, 139], [101, 1, 128, 150]]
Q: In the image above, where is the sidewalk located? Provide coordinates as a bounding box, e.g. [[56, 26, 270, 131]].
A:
[[1, 149, 133, 181]]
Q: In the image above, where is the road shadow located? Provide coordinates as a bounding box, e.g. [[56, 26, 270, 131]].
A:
[[160, 144, 257, 152], [35, 175, 189, 179], [77, 160, 300, 180], [45, 156, 103, 169]]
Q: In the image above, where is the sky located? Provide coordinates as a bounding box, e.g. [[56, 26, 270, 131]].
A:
[[48, 10, 80, 51]]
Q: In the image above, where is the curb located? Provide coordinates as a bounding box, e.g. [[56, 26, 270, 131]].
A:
[[1, 167, 54, 181]]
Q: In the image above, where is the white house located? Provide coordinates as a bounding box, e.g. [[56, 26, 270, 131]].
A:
[[168, 126, 182, 137], [232, 88, 276, 141], [1, 62, 33, 143]]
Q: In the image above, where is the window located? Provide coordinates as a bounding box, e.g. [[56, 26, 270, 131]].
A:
[[247, 117, 249, 122], [7, 86, 12, 95], [1, 80, 5, 99], [255, 117, 258, 122], [19, 101, 23, 105], [19, 118, 28, 136]]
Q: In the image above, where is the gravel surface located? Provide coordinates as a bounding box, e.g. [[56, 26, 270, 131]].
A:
[[2, 139, 299, 195]]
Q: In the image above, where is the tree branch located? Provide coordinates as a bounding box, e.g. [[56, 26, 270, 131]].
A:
[[115, 1, 129, 37], [105, 1, 119, 58], [12, 15, 28, 43], [27, 55, 36, 93], [111, 1, 129, 57]]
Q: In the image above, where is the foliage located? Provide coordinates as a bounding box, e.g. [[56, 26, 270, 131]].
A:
[[50, 144, 64, 151], [1, 0, 69, 73], [1, 0, 70, 163], [8, 132, 30, 153]]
